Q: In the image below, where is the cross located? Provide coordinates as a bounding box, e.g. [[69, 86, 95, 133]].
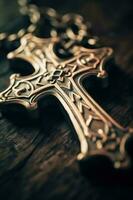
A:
[[0, 33, 132, 173]]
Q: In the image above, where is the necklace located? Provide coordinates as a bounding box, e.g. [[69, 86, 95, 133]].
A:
[[0, 0, 132, 179], [0, 0, 97, 76]]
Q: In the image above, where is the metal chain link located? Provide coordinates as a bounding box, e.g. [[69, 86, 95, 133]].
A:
[[0, 0, 99, 58], [0, 0, 40, 76], [0, 0, 40, 45], [33, 6, 99, 58], [38, 7, 97, 42]]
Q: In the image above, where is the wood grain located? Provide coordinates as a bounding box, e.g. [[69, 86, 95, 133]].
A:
[[0, 0, 133, 199]]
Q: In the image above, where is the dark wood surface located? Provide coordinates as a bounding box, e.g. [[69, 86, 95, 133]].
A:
[[0, 0, 133, 199]]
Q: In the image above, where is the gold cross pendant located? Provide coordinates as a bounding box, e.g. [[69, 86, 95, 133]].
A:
[[0, 34, 132, 176]]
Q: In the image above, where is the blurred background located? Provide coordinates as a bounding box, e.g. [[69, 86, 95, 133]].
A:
[[0, 0, 133, 35]]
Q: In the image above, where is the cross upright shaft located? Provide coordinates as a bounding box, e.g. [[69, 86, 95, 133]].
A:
[[0, 34, 133, 175]]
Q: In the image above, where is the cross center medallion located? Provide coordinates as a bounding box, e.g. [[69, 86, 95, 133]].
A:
[[0, 33, 133, 176]]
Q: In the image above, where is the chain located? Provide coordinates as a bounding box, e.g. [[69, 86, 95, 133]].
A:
[[0, 0, 40, 46], [0, 0, 100, 57], [34, 6, 99, 58]]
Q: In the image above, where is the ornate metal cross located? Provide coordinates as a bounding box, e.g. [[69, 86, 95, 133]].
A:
[[0, 34, 132, 173]]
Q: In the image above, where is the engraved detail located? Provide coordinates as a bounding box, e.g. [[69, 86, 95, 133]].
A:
[[0, 33, 132, 170]]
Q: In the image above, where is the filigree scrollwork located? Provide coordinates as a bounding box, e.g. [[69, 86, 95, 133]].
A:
[[0, 33, 133, 173]]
